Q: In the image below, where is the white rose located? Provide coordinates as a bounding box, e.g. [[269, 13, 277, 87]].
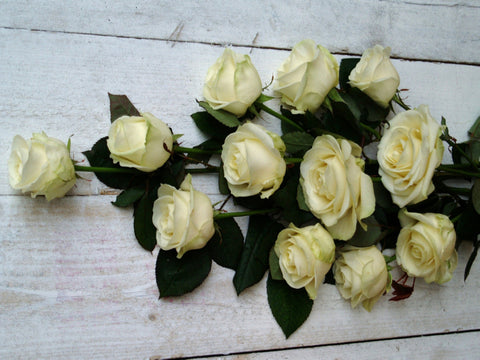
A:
[[274, 39, 339, 114], [333, 245, 389, 311], [348, 45, 400, 108], [152, 174, 215, 259], [396, 210, 457, 284], [300, 135, 375, 240], [107, 113, 173, 172], [8, 132, 76, 201], [377, 105, 444, 208], [274, 223, 335, 299], [203, 48, 262, 117], [221, 122, 286, 199]]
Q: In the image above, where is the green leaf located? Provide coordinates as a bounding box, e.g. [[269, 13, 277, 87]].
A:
[[112, 186, 145, 207], [108, 93, 140, 122], [197, 100, 241, 128], [339, 58, 360, 90], [191, 111, 234, 140], [233, 194, 274, 210], [155, 248, 211, 298], [269, 248, 283, 281], [272, 167, 314, 226], [468, 116, 480, 139], [327, 88, 346, 104], [186, 138, 223, 164], [347, 216, 382, 247], [83, 137, 144, 189], [296, 183, 310, 212], [218, 163, 230, 195], [472, 179, 480, 215], [233, 215, 284, 294], [281, 132, 315, 154], [267, 274, 313, 338], [373, 181, 394, 209], [465, 240, 479, 281], [455, 204, 480, 242], [208, 218, 244, 270], [133, 187, 158, 251], [255, 93, 274, 104]]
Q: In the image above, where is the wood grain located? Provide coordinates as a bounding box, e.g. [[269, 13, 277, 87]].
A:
[[192, 332, 480, 360], [1, 29, 479, 196], [1, 1, 480, 358], [1, 196, 479, 358], [0, 0, 479, 63]]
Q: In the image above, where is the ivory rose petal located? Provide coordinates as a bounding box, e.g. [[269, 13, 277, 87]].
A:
[[152, 174, 215, 258], [377, 105, 444, 207], [300, 135, 375, 240], [8, 132, 76, 201], [107, 113, 173, 172], [274, 223, 335, 299]]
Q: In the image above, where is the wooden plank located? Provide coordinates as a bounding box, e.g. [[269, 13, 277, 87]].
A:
[[0, 196, 479, 359], [192, 331, 480, 360], [1, 29, 479, 196], [0, 0, 479, 63]]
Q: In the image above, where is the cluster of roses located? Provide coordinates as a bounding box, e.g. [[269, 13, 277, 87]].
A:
[[8, 39, 462, 322]]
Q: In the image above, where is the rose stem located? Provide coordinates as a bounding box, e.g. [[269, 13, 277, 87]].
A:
[[359, 123, 381, 140], [441, 135, 480, 171], [174, 146, 221, 155], [436, 165, 480, 178], [392, 93, 410, 111], [74, 165, 138, 174], [255, 102, 305, 132], [214, 208, 278, 220]]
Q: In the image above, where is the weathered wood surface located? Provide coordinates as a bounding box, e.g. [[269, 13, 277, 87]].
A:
[[1, 1, 479, 359], [1, 196, 479, 359], [0, 0, 479, 63]]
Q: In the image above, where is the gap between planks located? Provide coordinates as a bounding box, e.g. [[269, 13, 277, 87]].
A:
[[1, 26, 479, 67], [157, 328, 480, 360]]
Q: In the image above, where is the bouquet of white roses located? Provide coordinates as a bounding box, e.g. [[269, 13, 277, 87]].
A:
[[9, 40, 479, 337]]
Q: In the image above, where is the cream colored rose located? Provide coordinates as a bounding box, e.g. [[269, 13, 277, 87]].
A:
[[348, 45, 400, 108], [152, 174, 215, 259], [274, 39, 339, 114], [203, 48, 262, 117], [8, 132, 76, 201], [300, 135, 375, 240], [221, 122, 286, 199], [274, 223, 335, 299], [396, 210, 457, 284], [377, 105, 444, 208], [333, 246, 389, 311], [107, 113, 173, 172]]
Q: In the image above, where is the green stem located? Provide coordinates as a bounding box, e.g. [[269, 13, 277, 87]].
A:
[[185, 167, 220, 174], [437, 165, 480, 178], [214, 208, 278, 220], [441, 136, 479, 171], [451, 213, 462, 224], [392, 93, 410, 111], [174, 146, 221, 155], [74, 165, 138, 174], [371, 176, 382, 182], [256, 102, 304, 132], [359, 123, 381, 139]]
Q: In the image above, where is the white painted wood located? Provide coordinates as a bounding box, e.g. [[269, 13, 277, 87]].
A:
[[1, 2, 480, 358], [0, 196, 479, 359], [0, 0, 479, 63], [192, 331, 480, 360], [1, 29, 479, 196]]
